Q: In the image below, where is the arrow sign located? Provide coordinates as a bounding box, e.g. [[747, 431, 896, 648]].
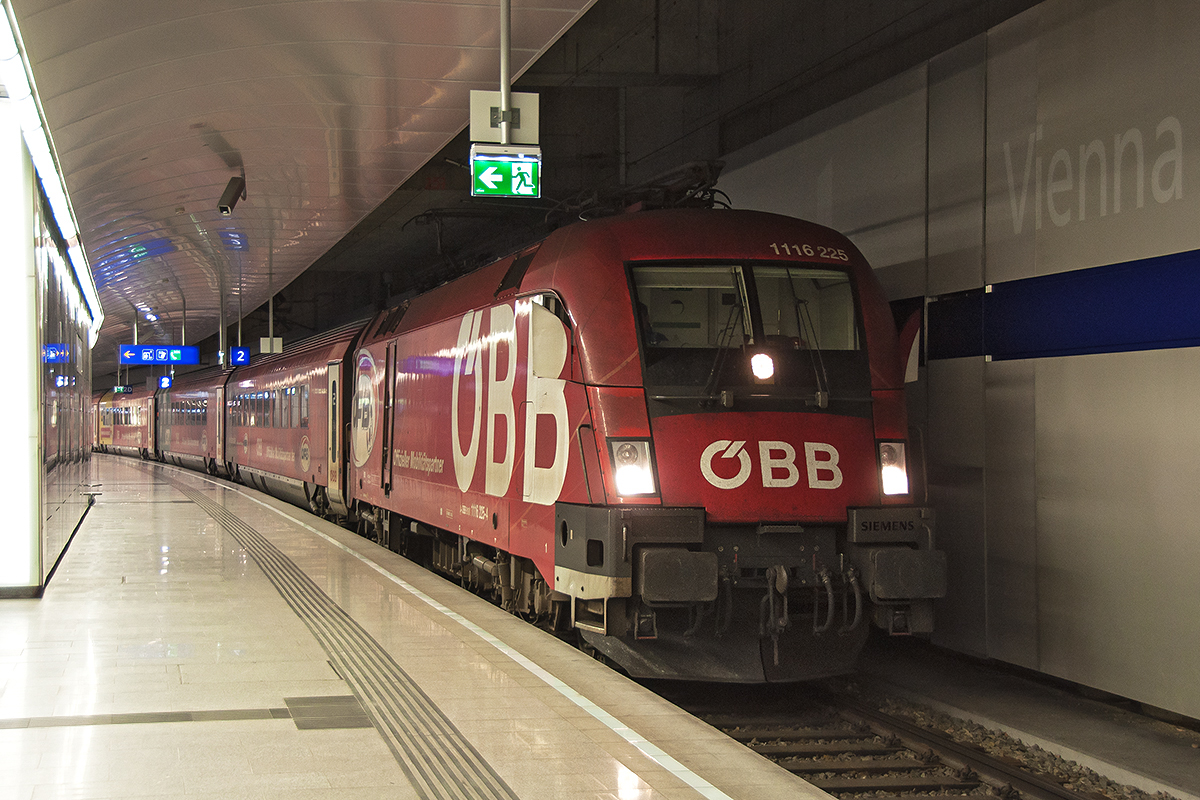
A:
[[478, 166, 502, 190]]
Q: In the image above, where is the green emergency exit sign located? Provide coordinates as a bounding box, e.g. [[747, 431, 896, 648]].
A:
[[470, 144, 542, 198]]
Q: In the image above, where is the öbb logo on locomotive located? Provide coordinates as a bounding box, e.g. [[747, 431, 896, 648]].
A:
[[700, 439, 843, 490], [449, 300, 569, 506]]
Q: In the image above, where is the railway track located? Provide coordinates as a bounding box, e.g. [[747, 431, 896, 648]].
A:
[[669, 686, 1105, 800]]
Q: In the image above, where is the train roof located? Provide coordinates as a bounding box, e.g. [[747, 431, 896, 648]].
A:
[[231, 317, 370, 376]]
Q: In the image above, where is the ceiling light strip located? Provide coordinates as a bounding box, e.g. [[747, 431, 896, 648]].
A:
[[0, 2, 104, 344]]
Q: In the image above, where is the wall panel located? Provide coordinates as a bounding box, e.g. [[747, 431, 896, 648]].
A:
[[926, 357, 987, 656], [983, 359, 1038, 668], [1035, 349, 1200, 718], [928, 36, 986, 297]]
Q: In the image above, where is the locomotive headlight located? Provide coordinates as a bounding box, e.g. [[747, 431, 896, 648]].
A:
[[750, 352, 775, 381], [879, 442, 910, 496], [609, 439, 657, 496]]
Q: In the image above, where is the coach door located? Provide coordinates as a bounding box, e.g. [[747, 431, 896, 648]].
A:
[[380, 342, 397, 495], [326, 361, 346, 511], [215, 385, 225, 466]]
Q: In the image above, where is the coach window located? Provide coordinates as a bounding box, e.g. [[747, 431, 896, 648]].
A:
[[300, 384, 309, 428]]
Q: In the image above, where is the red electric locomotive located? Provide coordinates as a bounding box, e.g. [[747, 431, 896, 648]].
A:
[[345, 208, 944, 682], [91, 207, 943, 682]]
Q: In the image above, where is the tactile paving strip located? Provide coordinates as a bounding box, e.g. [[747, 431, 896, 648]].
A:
[[170, 477, 520, 800]]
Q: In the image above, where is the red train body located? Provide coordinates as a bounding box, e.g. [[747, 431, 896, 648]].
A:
[[158, 366, 225, 474], [223, 323, 361, 514], [94, 387, 155, 458], [93, 209, 944, 682]]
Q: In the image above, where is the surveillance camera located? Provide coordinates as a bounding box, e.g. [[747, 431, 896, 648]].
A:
[[218, 176, 246, 216]]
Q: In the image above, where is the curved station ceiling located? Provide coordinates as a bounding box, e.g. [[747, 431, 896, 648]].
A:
[[9, 0, 595, 377]]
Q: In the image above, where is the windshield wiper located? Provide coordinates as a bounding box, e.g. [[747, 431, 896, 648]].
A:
[[703, 302, 744, 407], [783, 270, 830, 409]]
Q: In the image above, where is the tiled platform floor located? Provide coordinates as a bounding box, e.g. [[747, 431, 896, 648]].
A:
[[0, 456, 825, 800]]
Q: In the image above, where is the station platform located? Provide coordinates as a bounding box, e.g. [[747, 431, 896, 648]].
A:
[[0, 455, 823, 800]]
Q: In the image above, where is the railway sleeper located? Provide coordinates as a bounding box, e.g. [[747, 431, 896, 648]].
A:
[[780, 756, 933, 774], [810, 773, 981, 793], [726, 726, 875, 742], [748, 739, 903, 757]]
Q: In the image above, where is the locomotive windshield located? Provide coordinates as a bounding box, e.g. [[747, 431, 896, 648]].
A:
[[631, 262, 870, 412], [753, 266, 860, 351], [633, 265, 753, 349]]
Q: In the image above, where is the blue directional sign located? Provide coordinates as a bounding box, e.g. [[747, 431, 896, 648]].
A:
[[229, 346, 251, 365], [119, 345, 200, 365], [43, 344, 70, 363]]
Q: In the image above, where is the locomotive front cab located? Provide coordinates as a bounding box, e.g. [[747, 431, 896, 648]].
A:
[[561, 247, 945, 681]]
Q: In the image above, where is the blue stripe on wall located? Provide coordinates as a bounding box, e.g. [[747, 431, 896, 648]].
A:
[[927, 248, 1200, 361]]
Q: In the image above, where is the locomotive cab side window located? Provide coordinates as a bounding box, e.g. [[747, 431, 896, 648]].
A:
[[531, 292, 571, 328]]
